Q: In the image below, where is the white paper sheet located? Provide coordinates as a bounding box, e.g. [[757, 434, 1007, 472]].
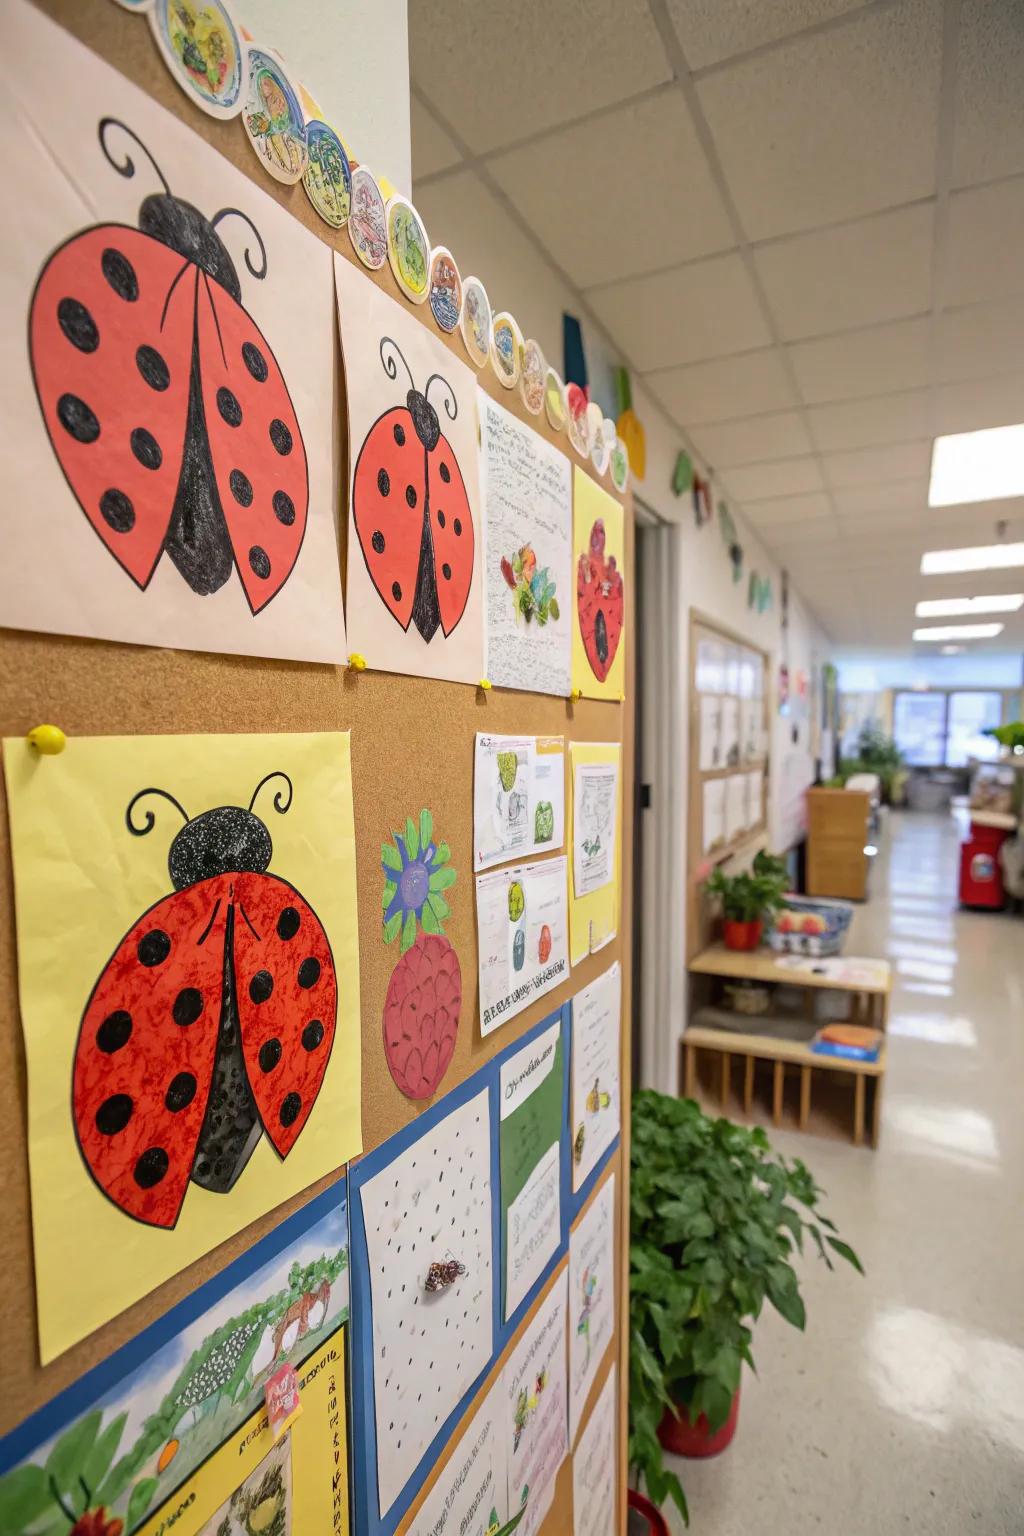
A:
[[568, 1176, 615, 1444], [699, 695, 723, 771], [407, 1380, 510, 1536], [474, 733, 565, 871], [480, 392, 573, 696], [573, 760, 619, 897], [361, 1090, 493, 1517], [571, 964, 622, 1192], [695, 636, 724, 693], [740, 697, 764, 763], [572, 1365, 617, 1536], [503, 1270, 569, 1535], [720, 695, 741, 768], [501, 1021, 563, 1320], [725, 773, 747, 843], [477, 858, 569, 1035], [506, 1141, 561, 1323], [746, 770, 764, 829], [702, 778, 726, 853]]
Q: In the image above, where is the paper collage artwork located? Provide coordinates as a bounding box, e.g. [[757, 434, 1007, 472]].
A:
[[4, 1, 346, 664], [572, 468, 626, 701], [3, 730, 362, 1363], [568, 1176, 615, 1444], [500, 1019, 564, 1320], [568, 742, 622, 965], [474, 733, 566, 872], [502, 1270, 569, 1536], [477, 859, 570, 1036], [571, 964, 621, 1192]]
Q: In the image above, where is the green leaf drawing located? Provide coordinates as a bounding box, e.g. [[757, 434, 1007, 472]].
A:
[[419, 808, 433, 849], [382, 841, 402, 871], [82, 1412, 127, 1493], [127, 1476, 159, 1528], [433, 841, 451, 867], [420, 903, 442, 935], [45, 1410, 102, 1491], [427, 892, 450, 921], [382, 880, 398, 911], [0, 1465, 52, 1531], [429, 866, 457, 893], [405, 816, 420, 859], [548, 597, 560, 621], [400, 909, 417, 953], [383, 912, 403, 944]]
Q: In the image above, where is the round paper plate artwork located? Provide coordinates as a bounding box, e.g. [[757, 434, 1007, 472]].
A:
[[588, 402, 611, 475], [242, 48, 307, 184], [544, 368, 567, 432], [348, 165, 388, 270], [460, 275, 491, 368], [112, 0, 154, 11], [386, 196, 430, 304], [428, 246, 463, 332], [149, 0, 246, 118], [610, 436, 630, 493], [490, 311, 522, 389], [519, 338, 545, 415], [302, 119, 352, 228], [566, 383, 590, 457]]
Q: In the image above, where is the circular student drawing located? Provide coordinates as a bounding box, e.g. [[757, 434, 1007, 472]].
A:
[[588, 402, 611, 475], [111, 0, 154, 11], [386, 196, 430, 304], [610, 436, 630, 493], [302, 120, 352, 228], [148, 0, 246, 118], [242, 48, 307, 185], [544, 367, 567, 433], [428, 246, 463, 332], [460, 276, 491, 368], [566, 383, 591, 458], [490, 312, 522, 389], [519, 338, 545, 415], [348, 166, 388, 270]]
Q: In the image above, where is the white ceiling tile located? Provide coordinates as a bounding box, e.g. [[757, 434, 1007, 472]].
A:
[[644, 349, 797, 424], [409, 0, 671, 155], [951, 0, 1024, 187], [932, 374, 1024, 436], [689, 411, 813, 468], [807, 390, 932, 452], [836, 509, 926, 538], [822, 441, 932, 489], [831, 479, 928, 515], [695, 0, 943, 241], [490, 93, 732, 288], [934, 299, 1024, 383], [788, 316, 931, 404], [753, 205, 934, 341], [762, 517, 842, 547], [743, 492, 833, 526], [411, 95, 462, 181], [721, 457, 824, 502], [665, 0, 866, 71], [587, 254, 771, 372], [943, 181, 1024, 309]]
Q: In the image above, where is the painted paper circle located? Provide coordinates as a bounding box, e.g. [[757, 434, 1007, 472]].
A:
[[302, 120, 352, 228], [544, 368, 567, 432], [519, 339, 545, 415], [610, 436, 630, 493], [111, 0, 154, 11], [428, 246, 463, 332], [460, 276, 491, 368], [149, 0, 245, 118], [588, 402, 611, 475], [490, 312, 522, 389], [242, 48, 307, 184], [386, 197, 430, 304], [566, 383, 590, 457], [348, 166, 388, 270]]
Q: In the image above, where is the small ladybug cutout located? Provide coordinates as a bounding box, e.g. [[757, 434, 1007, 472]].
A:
[[29, 118, 308, 613], [424, 1254, 467, 1292], [352, 337, 474, 642], [73, 772, 337, 1230]]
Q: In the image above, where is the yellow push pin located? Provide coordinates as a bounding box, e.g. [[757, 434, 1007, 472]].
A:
[[571, 688, 583, 701], [27, 724, 66, 755], [347, 653, 367, 671], [478, 678, 492, 691]]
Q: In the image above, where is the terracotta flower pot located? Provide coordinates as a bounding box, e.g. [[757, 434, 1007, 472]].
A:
[[627, 1489, 671, 1536], [722, 917, 762, 951], [658, 1387, 741, 1458]]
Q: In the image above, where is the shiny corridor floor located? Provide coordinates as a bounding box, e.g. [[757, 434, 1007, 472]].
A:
[[664, 811, 1024, 1534]]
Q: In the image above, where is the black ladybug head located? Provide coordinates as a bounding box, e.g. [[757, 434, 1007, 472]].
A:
[[126, 774, 293, 891], [406, 389, 440, 450], [379, 337, 459, 448]]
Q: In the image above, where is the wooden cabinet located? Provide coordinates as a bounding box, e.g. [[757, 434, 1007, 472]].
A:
[[806, 787, 872, 900]]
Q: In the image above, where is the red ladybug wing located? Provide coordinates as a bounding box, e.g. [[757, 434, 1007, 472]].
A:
[[231, 873, 337, 1157], [197, 277, 309, 614], [428, 432, 474, 636], [351, 407, 424, 628], [29, 225, 194, 588], [73, 877, 232, 1229]]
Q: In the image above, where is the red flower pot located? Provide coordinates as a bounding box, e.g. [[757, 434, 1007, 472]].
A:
[[658, 1387, 741, 1458], [627, 1489, 671, 1536], [722, 918, 762, 951]]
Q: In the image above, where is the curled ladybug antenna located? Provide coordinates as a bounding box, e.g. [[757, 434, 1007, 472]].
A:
[[126, 788, 190, 837], [211, 208, 269, 280], [99, 117, 172, 198], [379, 336, 415, 393], [248, 771, 294, 817], [424, 372, 458, 423]]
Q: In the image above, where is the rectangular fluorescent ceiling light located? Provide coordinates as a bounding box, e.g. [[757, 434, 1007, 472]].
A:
[[921, 542, 1024, 574], [915, 594, 1024, 617], [912, 623, 1004, 641], [930, 424, 1024, 506]]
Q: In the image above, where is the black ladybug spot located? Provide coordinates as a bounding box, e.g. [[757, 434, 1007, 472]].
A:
[[273, 490, 295, 526], [372, 530, 385, 554], [405, 484, 418, 508], [57, 394, 99, 444], [595, 608, 609, 665], [173, 988, 203, 1026], [437, 510, 446, 529], [377, 468, 391, 497], [280, 1092, 302, 1128], [138, 929, 171, 967], [249, 546, 271, 580], [97, 1010, 132, 1053], [101, 247, 138, 302], [269, 418, 293, 455], [454, 518, 463, 537], [230, 468, 253, 506], [439, 461, 451, 484], [217, 387, 243, 427], [442, 562, 452, 580], [57, 298, 98, 353], [302, 1019, 325, 1051], [392, 580, 402, 602], [165, 1072, 197, 1112], [242, 341, 268, 381], [298, 957, 321, 989], [95, 1094, 133, 1136], [277, 906, 301, 940], [249, 970, 274, 1004], [131, 427, 162, 471], [134, 1147, 169, 1189], [259, 1038, 283, 1073], [394, 423, 406, 447], [136, 345, 170, 391], [99, 488, 135, 534]]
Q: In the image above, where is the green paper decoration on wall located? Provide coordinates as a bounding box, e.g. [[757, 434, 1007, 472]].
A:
[[748, 572, 773, 613], [672, 450, 693, 496]]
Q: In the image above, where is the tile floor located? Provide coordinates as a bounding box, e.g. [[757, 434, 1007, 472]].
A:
[[663, 810, 1024, 1534]]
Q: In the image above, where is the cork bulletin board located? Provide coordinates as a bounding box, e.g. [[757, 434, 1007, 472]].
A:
[[0, 5, 634, 1536]]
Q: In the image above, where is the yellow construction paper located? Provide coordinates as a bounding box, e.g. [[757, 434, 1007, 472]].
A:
[[568, 741, 622, 965], [571, 468, 627, 702], [3, 731, 361, 1363]]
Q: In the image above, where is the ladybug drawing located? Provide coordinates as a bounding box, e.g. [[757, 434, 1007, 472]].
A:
[[352, 337, 474, 642], [73, 772, 336, 1230], [29, 117, 308, 613], [424, 1254, 467, 1292]]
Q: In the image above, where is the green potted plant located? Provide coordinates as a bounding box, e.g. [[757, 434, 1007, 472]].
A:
[[704, 848, 788, 950], [629, 1091, 862, 1527]]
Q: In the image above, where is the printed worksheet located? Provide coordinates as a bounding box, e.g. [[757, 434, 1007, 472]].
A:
[[573, 759, 619, 897], [500, 1019, 564, 1319], [503, 1270, 569, 1536], [703, 777, 726, 853], [699, 694, 723, 771], [573, 1366, 617, 1536], [571, 964, 621, 1192], [725, 772, 747, 842], [568, 1176, 615, 1443], [477, 858, 569, 1035], [474, 733, 566, 871], [406, 1380, 510, 1536]]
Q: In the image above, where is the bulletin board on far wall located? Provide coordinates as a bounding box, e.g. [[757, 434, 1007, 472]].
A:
[[0, 4, 635, 1536], [687, 613, 771, 959]]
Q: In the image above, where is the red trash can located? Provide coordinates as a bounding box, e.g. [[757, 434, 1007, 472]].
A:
[[959, 819, 1010, 908]]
